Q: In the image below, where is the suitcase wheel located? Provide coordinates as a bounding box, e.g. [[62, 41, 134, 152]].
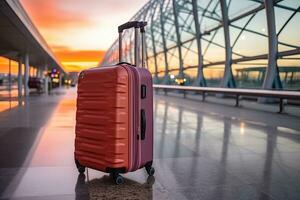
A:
[[145, 166, 155, 176], [75, 159, 86, 174], [110, 172, 125, 185], [115, 175, 125, 185]]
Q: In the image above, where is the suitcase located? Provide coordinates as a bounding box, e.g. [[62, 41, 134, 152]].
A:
[[74, 21, 154, 184]]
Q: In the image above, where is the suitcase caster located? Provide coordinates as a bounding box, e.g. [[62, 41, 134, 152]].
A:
[[145, 166, 155, 176], [146, 175, 155, 185], [110, 172, 124, 185], [115, 175, 125, 185], [75, 159, 86, 174]]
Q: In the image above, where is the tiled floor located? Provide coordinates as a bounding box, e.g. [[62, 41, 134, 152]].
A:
[[0, 88, 299, 200]]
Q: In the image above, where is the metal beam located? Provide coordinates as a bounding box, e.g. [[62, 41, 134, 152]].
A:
[[192, 0, 206, 87], [142, 4, 152, 69], [172, 0, 184, 78], [150, 4, 159, 80], [262, 0, 282, 89], [147, 3, 266, 60], [154, 84, 300, 100], [220, 0, 235, 88], [160, 0, 170, 84], [154, 47, 300, 75], [277, 5, 300, 37]]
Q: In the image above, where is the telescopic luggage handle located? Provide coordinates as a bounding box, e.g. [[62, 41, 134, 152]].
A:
[[118, 21, 147, 68], [118, 21, 147, 33]]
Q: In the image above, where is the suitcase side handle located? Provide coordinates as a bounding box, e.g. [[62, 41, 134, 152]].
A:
[[118, 21, 147, 68], [141, 109, 146, 140]]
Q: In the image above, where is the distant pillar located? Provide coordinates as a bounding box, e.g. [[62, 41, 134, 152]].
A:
[[8, 59, 11, 91], [18, 55, 23, 97], [39, 68, 44, 78], [192, 0, 206, 87], [262, 0, 282, 89], [24, 53, 30, 96], [44, 64, 48, 94], [220, 0, 235, 88], [144, 33, 150, 69], [172, 0, 184, 78], [36, 67, 40, 78], [159, 1, 169, 84], [37, 68, 41, 78], [150, 6, 158, 81], [29, 66, 33, 77], [59, 71, 63, 87], [290, 72, 294, 83]]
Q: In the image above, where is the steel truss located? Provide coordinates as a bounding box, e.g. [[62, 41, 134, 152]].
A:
[[101, 0, 300, 90]]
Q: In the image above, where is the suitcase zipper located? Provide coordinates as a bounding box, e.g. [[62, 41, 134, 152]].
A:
[[122, 65, 136, 172], [126, 66, 134, 172]]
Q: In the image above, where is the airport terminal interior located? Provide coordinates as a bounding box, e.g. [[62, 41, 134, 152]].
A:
[[0, 0, 300, 199]]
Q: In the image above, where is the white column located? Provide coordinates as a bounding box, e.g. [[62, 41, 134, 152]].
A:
[[59, 70, 63, 87], [24, 53, 29, 96], [36, 67, 39, 78], [8, 59, 11, 91], [18, 55, 23, 97], [262, 0, 282, 89], [40, 68, 44, 78], [44, 64, 48, 94]]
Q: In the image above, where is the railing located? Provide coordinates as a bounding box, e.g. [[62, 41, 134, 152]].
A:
[[153, 84, 300, 113]]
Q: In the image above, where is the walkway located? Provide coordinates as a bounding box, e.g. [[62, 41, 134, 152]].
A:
[[0, 88, 299, 200]]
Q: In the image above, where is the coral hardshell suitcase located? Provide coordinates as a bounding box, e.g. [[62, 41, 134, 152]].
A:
[[74, 21, 154, 184]]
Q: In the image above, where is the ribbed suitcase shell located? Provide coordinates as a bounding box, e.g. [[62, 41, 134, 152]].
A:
[[75, 63, 153, 173]]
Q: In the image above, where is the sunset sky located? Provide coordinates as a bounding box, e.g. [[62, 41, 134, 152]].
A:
[[19, 0, 147, 72]]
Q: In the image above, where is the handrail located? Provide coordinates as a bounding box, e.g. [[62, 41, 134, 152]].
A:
[[153, 84, 300, 113]]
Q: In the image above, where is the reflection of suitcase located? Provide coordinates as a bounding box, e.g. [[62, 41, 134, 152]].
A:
[[74, 21, 154, 184]]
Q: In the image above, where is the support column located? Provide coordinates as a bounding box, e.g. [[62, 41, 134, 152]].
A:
[[262, 0, 282, 89], [220, 0, 235, 88], [29, 67, 33, 77], [192, 0, 206, 87], [150, 5, 158, 81], [8, 59, 11, 92], [160, 1, 169, 84], [172, 0, 184, 78], [39, 68, 44, 78], [44, 64, 48, 94], [142, 8, 151, 69], [144, 33, 150, 69], [59, 71, 63, 87], [24, 53, 29, 96], [18, 55, 23, 97], [36, 67, 40, 78]]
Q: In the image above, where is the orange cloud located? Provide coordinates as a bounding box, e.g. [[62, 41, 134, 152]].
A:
[[20, 0, 92, 28], [0, 57, 19, 75], [19, 0, 148, 72], [53, 48, 105, 72], [55, 48, 105, 63]]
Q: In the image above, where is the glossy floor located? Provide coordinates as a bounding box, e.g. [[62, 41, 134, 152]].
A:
[[0, 88, 300, 200]]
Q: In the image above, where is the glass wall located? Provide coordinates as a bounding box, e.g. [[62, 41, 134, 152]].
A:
[[0, 57, 19, 89], [101, 0, 300, 90]]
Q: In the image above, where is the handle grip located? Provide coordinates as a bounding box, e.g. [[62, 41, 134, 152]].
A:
[[118, 21, 147, 33], [118, 21, 147, 67], [141, 109, 146, 140]]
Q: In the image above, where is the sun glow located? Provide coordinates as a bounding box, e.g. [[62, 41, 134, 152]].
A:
[[19, 0, 147, 72]]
